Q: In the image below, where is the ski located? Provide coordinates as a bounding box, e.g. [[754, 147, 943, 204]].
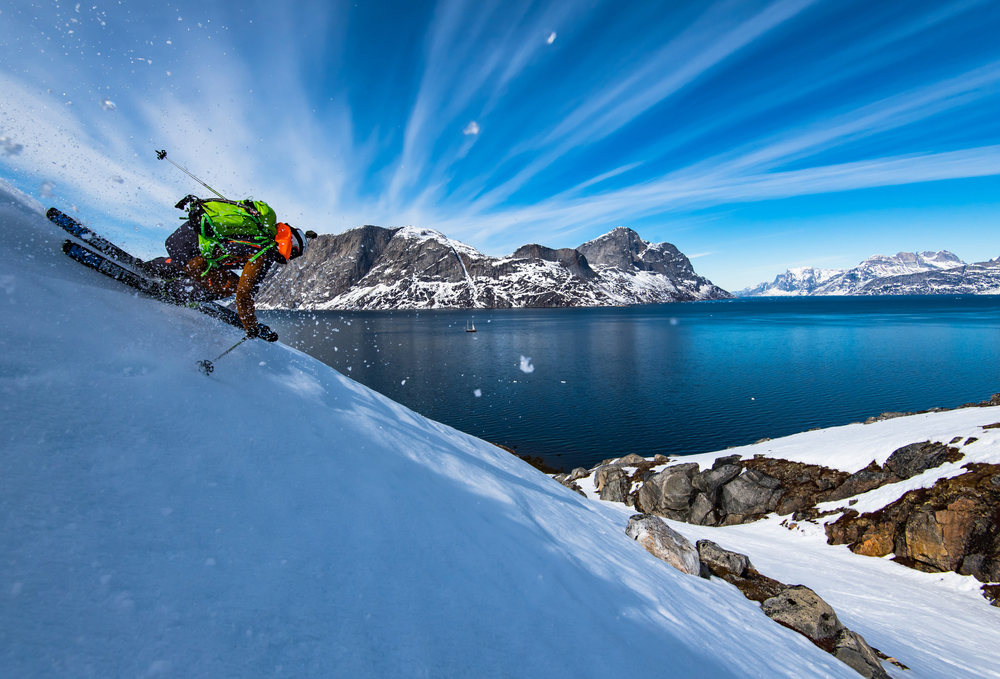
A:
[[47, 208, 152, 274], [62, 240, 245, 331]]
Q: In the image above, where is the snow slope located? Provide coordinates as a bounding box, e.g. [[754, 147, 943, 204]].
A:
[[0, 192, 861, 676]]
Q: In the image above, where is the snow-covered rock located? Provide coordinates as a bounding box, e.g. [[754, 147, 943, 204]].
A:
[[257, 224, 730, 309]]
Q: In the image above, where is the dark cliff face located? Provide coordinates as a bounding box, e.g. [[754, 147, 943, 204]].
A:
[[511, 244, 598, 280], [576, 226, 649, 271], [577, 226, 697, 279], [258, 224, 731, 310], [258, 225, 399, 308]]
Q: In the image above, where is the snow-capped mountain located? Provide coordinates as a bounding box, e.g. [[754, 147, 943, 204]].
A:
[[257, 225, 731, 309], [738, 267, 842, 297], [737, 251, 973, 296]]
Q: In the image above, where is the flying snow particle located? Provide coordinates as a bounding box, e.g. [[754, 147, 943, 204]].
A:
[[463, 121, 480, 136], [519, 356, 534, 373], [10, 582, 23, 597], [669, 317, 678, 325], [147, 660, 172, 676], [111, 175, 124, 184], [100, 98, 116, 110], [547, 32, 556, 44], [474, 389, 482, 397], [205, 558, 216, 566], [401, 379, 406, 386], [39, 181, 55, 198], [0, 136, 23, 156]]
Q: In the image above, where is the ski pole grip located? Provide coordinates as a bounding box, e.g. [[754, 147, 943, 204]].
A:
[[156, 150, 167, 160]]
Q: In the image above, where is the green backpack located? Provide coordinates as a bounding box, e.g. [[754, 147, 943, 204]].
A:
[[177, 196, 278, 270]]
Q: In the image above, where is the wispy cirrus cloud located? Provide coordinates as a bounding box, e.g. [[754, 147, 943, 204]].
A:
[[1, 0, 999, 281]]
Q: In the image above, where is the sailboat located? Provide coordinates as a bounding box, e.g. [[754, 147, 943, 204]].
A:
[[465, 320, 476, 333]]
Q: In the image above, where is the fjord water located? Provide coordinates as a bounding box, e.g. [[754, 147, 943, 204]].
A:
[[263, 296, 1000, 471]]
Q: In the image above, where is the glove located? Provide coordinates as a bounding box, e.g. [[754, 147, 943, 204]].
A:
[[247, 323, 278, 342]]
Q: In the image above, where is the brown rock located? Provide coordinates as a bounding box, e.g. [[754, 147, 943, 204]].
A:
[[827, 463, 1000, 582], [852, 533, 894, 558]]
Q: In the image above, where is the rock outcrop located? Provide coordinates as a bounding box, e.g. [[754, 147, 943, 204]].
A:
[[626, 527, 894, 676], [826, 463, 1000, 584], [581, 441, 962, 529], [695, 540, 892, 678], [257, 225, 731, 310]]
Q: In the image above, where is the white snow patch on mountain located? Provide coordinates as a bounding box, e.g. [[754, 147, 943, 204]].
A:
[[395, 224, 485, 259]]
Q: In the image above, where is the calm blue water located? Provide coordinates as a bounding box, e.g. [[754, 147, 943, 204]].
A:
[[262, 296, 1000, 471]]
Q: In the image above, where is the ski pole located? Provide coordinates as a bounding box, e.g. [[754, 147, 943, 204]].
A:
[[197, 337, 248, 376], [156, 149, 228, 200]]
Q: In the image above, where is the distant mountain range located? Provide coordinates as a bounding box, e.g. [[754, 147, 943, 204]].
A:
[[737, 251, 1000, 297], [256, 226, 731, 310]]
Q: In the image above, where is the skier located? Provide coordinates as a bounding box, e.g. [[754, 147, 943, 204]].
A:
[[150, 194, 316, 342]]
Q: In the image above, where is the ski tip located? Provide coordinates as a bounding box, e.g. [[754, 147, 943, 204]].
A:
[[46, 207, 62, 218]]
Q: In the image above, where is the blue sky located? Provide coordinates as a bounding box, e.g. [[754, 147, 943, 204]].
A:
[[2, 0, 1000, 290]]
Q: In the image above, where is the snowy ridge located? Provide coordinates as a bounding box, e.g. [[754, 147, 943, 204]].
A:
[[738, 251, 974, 297], [257, 225, 731, 309], [395, 225, 486, 259]]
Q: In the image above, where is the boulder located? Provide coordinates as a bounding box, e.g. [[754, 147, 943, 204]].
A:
[[567, 467, 590, 482], [825, 462, 896, 502], [720, 470, 784, 516], [593, 465, 621, 492], [692, 464, 742, 502], [637, 463, 700, 515], [761, 585, 844, 651], [598, 467, 632, 503], [884, 441, 959, 479], [712, 454, 742, 469], [833, 629, 891, 679], [653, 454, 670, 464], [688, 493, 718, 526], [696, 540, 751, 578], [617, 453, 647, 466], [625, 514, 700, 575]]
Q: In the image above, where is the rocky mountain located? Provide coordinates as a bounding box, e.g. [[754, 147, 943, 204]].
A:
[[257, 225, 731, 310], [736, 250, 982, 296]]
